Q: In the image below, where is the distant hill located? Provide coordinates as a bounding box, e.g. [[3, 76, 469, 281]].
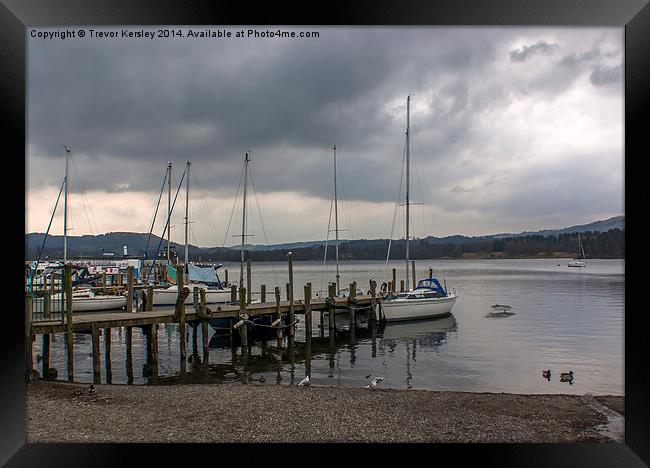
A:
[[25, 215, 624, 261]]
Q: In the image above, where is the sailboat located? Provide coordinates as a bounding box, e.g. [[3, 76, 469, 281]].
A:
[[380, 96, 458, 322], [567, 233, 587, 267], [29, 146, 127, 312], [152, 161, 232, 306]]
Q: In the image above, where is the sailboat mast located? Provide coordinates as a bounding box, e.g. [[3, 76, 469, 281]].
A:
[[63, 145, 71, 263], [333, 145, 340, 292], [240, 152, 250, 288], [167, 161, 172, 264], [405, 95, 411, 291], [184, 161, 191, 267]]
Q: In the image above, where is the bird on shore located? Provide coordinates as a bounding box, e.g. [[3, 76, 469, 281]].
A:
[[491, 304, 512, 309], [366, 377, 384, 388], [560, 371, 574, 381], [88, 384, 97, 396], [542, 370, 551, 380], [298, 376, 310, 387], [74, 389, 82, 396]]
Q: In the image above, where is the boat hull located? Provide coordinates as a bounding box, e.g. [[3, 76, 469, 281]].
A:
[[380, 294, 457, 322], [567, 261, 586, 267], [152, 287, 232, 306], [34, 295, 127, 312]]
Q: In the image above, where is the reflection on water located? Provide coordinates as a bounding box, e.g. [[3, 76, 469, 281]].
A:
[[33, 259, 624, 395]]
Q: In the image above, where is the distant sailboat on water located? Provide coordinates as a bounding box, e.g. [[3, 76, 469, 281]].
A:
[[567, 233, 587, 268]]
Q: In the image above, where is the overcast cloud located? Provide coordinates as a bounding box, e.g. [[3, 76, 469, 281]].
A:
[[26, 27, 624, 246]]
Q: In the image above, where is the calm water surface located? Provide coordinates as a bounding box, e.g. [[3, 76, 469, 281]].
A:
[[34, 259, 624, 395]]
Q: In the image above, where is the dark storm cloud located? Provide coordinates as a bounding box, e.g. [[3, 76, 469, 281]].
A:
[[28, 27, 623, 239], [509, 40, 558, 62]]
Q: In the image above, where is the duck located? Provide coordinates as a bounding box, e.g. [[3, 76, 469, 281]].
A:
[[542, 369, 551, 379], [88, 384, 97, 396], [560, 371, 574, 381]]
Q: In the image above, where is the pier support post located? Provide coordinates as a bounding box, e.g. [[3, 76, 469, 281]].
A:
[[392, 268, 396, 293], [288, 252, 295, 337], [231, 285, 237, 304], [411, 260, 416, 290], [400, 280, 405, 293], [328, 282, 336, 331], [274, 287, 283, 344], [91, 324, 101, 384], [428, 266, 433, 278], [369, 278, 378, 324], [260, 284, 266, 303], [146, 286, 154, 310], [25, 295, 33, 382], [104, 328, 112, 384], [349, 281, 357, 327], [125, 326, 134, 384], [246, 258, 252, 304], [146, 324, 158, 377], [238, 287, 248, 347], [286, 283, 290, 301], [126, 266, 134, 313], [224, 269, 228, 286], [64, 264, 74, 382], [304, 283, 312, 339]]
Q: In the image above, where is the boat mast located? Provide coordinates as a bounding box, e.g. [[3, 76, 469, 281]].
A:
[[167, 161, 172, 265], [184, 161, 191, 268], [333, 145, 340, 292], [240, 152, 250, 289], [63, 145, 70, 263], [405, 95, 411, 291]]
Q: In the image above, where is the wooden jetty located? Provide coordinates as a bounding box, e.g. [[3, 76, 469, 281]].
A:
[[24, 260, 383, 385]]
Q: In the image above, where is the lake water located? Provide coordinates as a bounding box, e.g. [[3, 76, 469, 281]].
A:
[[34, 259, 625, 395]]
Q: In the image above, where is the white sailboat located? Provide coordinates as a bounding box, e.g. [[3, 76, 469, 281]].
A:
[[567, 232, 587, 267], [380, 96, 458, 322], [30, 146, 127, 312], [152, 161, 232, 306]]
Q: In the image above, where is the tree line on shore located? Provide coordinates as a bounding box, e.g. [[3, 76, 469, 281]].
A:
[[26, 229, 624, 262]]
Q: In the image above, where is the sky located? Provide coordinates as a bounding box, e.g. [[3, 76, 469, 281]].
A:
[[26, 26, 624, 247]]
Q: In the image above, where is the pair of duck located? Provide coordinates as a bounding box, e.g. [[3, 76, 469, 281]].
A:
[[542, 370, 574, 381]]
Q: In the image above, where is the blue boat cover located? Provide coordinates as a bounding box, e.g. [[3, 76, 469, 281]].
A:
[[187, 264, 222, 286], [414, 278, 447, 295]]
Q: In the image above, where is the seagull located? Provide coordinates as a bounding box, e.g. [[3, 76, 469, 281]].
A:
[[491, 304, 512, 309], [259, 375, 266, 383], [298, 376, 310, 387], [88, 384, 97, 396], [542, 369, 551, 380], [366, 377, 384, 388], [74, 389, 82, 396]]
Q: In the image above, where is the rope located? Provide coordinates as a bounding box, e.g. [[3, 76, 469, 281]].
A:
[[69, 153, 99, 234], [143, 169, 168, 258], [221, 158, 246, 248], [385, 136, 407, 273]]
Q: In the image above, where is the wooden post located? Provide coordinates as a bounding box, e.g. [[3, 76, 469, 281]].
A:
[[147, 286, 154, 310], [224, 269, 229, 286], [274, 287, 282, 343], [411, 260, 416, 290], [304, 283, 312, 339], [400, 280, 405, 293], [193, 286, 199, 312], [25, 295, 33, 382], [328, 282, 336, 331], [91, 324, 101, 384], [286, 283, 290, 301], [246, 258, 252, 304], [179, 291, 187, 366], [260, 284, 266, 303], [238, 287, 248, 347], [125, 326, 133, 384], [176, 264, 184, 291], [349, 281, 356, 327], [104, 328, 112, 384], [64, 264, 74, 382], [231, 284, 237, 304], [149, 324, 158, 376], [126, 266, 134, 313], [392, 268, 397, 293], [287, 252, 294, 337], [370, 279, 378, 323], [428, 266, 433, 278]]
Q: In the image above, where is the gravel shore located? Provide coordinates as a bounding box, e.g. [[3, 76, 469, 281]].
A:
[[26, 381, 623, 443]]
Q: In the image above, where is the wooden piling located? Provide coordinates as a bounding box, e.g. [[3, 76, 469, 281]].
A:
[[370, 279, 378, 323], [231, 284, 237, 304], [224, 268, 228, 286], [146, 286, 154, 310], [238, 287, 248, 347], [400, 280, 405, 293], [125, 327, 134, 384], [246, 258, 252, 304], [274, 286, 282, 343], [25, 295, 33, 382], [260, 284, 266, 303], [328, 282, 336, 331], [288, 253, 295, 337], [349, 281, 357, 327], [392, 268, 397, 293], [304, 283, 312, 338], [411, 260, 416, 290], [428, 266, 433, 278], [104, 328, 112, 384], [148, 324, 158, 376], [64, 264, 74, 382], [126, 266, 134, 313], [91, 324, 101, 384], [286, 283, 290, 301]]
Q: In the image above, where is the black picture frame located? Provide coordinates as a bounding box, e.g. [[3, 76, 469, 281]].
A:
[[2, 0, 647, 465]]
